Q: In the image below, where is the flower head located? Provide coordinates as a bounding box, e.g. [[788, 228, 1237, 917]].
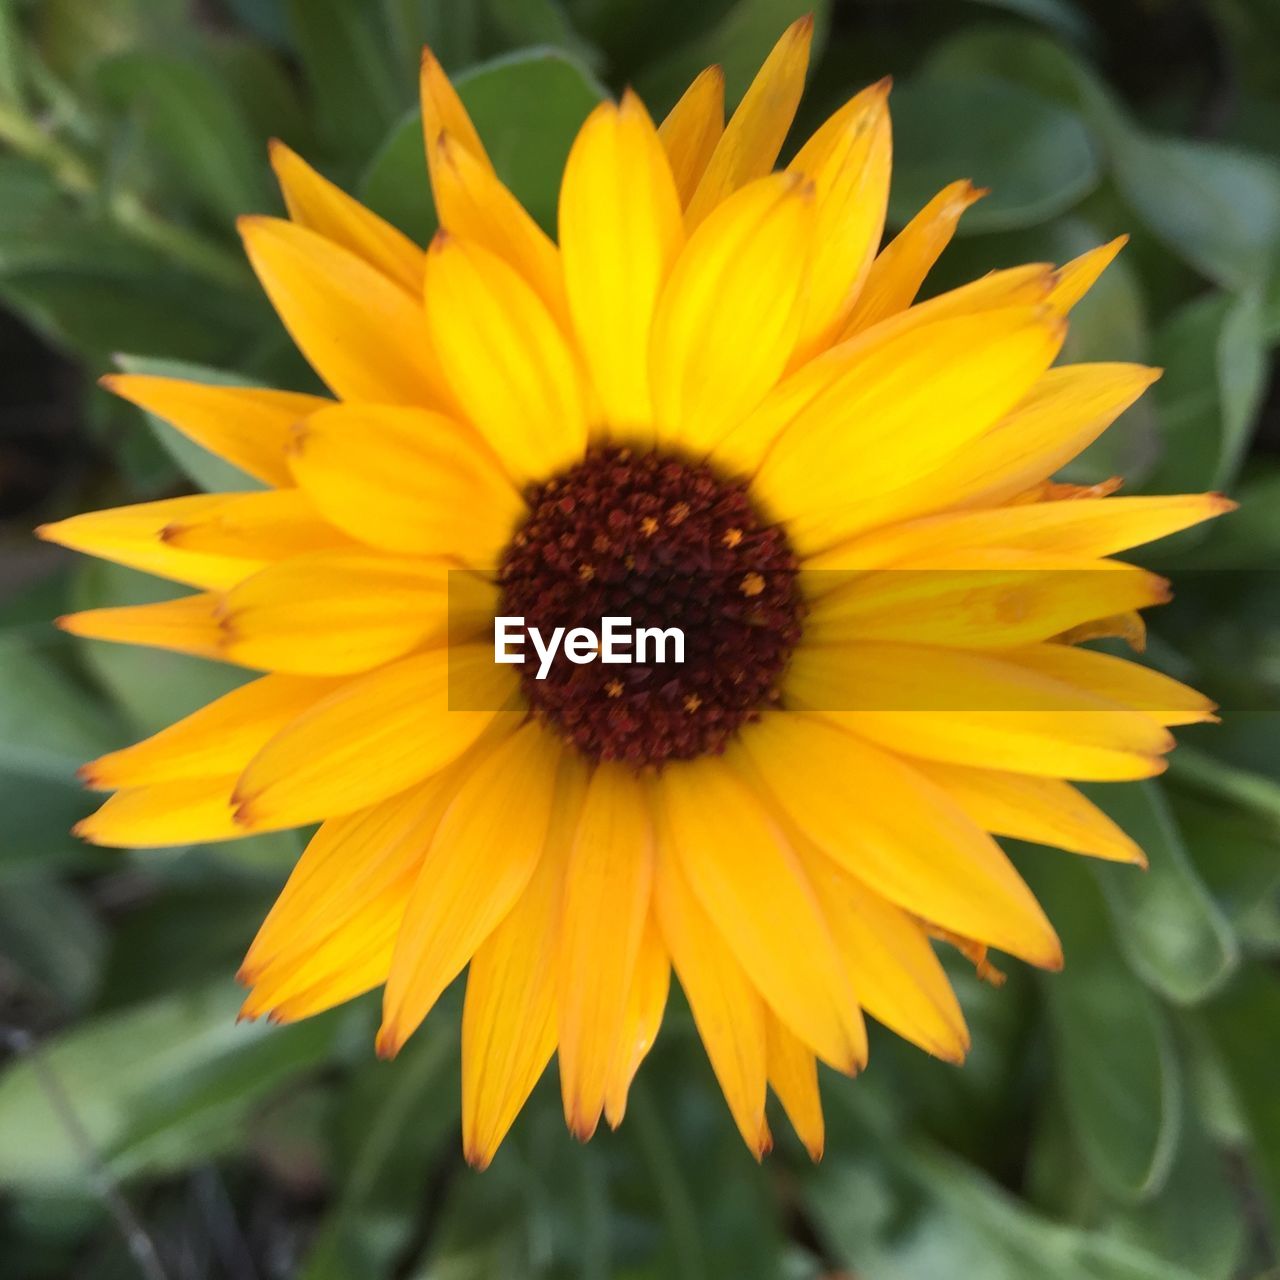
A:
[[42, 19, 1232, 1167]]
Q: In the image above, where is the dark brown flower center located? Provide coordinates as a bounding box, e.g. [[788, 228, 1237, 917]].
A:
[[497, 446, 803, 767]]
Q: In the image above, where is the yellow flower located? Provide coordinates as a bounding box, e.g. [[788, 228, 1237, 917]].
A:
[[42, 19, 1232, 1167]]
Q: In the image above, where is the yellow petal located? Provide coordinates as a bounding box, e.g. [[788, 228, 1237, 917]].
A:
[[804, 550, 1171, 651], [925, 364, 1162, 514], [787, 80, 892, 363], [753, 306, 1065, 554], [560, 93, 684, 438], [812, 493, 1235, 570], [431, 131, 568, 325], [76, 775, 250, 848], [784, 641, 1174, 781], [462, 754, 590, 1168], [58, 592, 227, 663], [269, 138, 425, 294], [378, 722, 564, 1056], [233, 646, 515, 829], [424, 232, 588, 483], [101, 375, 325, 488], [658, 65, 725, 208], [557, 763, 655, 1140], [82, 673, 342, 791], [685, 16, 813, 228], [421, 46, 491, 175], [239, 216, 449, 407], [158, 488, 355, 561], [603, 914, 669, 1128], [659, 757, 865, 1072], [800, 847, 970, 1061], [288, 404, 523, 563], [911, 759, 1144, 863], [765, 1012, 824, 1161], [713, 266, 1053, 477], [652, 173, 813, 453], [1049, 236, 1127, 313], [37, 495, 266, 591], [842, 179, 986, 335], [241, 766, 470, 994], [1006, 644, 1217, 726], [218, 553, 458, 675], [739, 714, 1062, 968], [652, 834, 770, 1158]]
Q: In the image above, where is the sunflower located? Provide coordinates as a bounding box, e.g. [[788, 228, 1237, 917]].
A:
[[42, 18, 1232, 1167]]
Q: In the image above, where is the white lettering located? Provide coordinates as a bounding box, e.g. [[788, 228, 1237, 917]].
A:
[[495, 617, 685, 679]]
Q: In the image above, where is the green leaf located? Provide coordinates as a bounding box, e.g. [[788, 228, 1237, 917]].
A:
[[1026, 853, 1182, 1201], [0, 981, 340, 1192], [287, 0, 404, 157], [960, 0, 1094, 44], [96, 51, 273, 222], [301, 1029, 459, 1279], [1084, 782, 1239, 1005], [113, 353, 268, 493], [0, 879, 105, 1014], [1202, 970, 1280, 1234], [361, 48, 605, 239], [1097, 120, 1280, 293], [634, 0, 830, 113], [34, 0, 186, 83], [888, 77, 1100, 233], [483, 0, 603, 72]]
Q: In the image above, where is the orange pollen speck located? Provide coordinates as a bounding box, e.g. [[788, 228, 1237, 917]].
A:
[[722, 527, 744, 548], [683, 694, 703, 713], [639, 516, 658, 537], [578, 563, 595, 581], [740, 572, 766, 597], [668, 501, 690, 526], [605, 679, 624, 698]]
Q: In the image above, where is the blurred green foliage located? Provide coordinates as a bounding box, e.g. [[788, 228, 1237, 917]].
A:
[[0, 0, 1278, 1276]]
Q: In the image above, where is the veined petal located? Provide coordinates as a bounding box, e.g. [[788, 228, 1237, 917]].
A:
[[233, 646, 515, 829], [269, 139, 425, 294], [784, 642, 1174, 781], [560, 93, 684, 438], [685, 16, 813, 228], [753, 307, 1065, 554], [158, 488, 355, 561], [558, 763, 655, 1140], [1005, 644, 1218, 726], [652, 173, 813, 453], [424, 233, 588, 483], [58, 592, 227, 663], [911, 759, 1144, 863], [431, 132, 568, 325], [713, 266, 1054, 477], [659, 757, 865, 1072], [76, 775, 253, 848], [82, 673, 342, 790], [765, 1012, 824, 1161], [811, 493, 1235, 570], [804, 550, 1171, 651], [421, 46, 491, 175], [101, 375, 326, 488], [739, 714, 1062, 968], [928, 364, 1162, 514], [38, 495, 267, 591], [842, 180, 986, 335], [378, 722, 564, 1056], [603, 915, 669, 1128], [799, 847, 970, 1061], [240, 216, 449, 407], [652, 835, 770, 1158], [786, 80, 892, 363], [1049, 236, 1127, 313], [217, 553, 460, 675], [463, 754, 590, 1169], [658, 65, 725, 208], [289, 404, 524, 564]]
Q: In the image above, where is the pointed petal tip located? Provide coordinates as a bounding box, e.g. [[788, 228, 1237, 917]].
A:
[[463, 1143, 494, 1172]]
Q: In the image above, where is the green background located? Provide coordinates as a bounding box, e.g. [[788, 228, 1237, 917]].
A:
[[1, 0, 1278, 1276]]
